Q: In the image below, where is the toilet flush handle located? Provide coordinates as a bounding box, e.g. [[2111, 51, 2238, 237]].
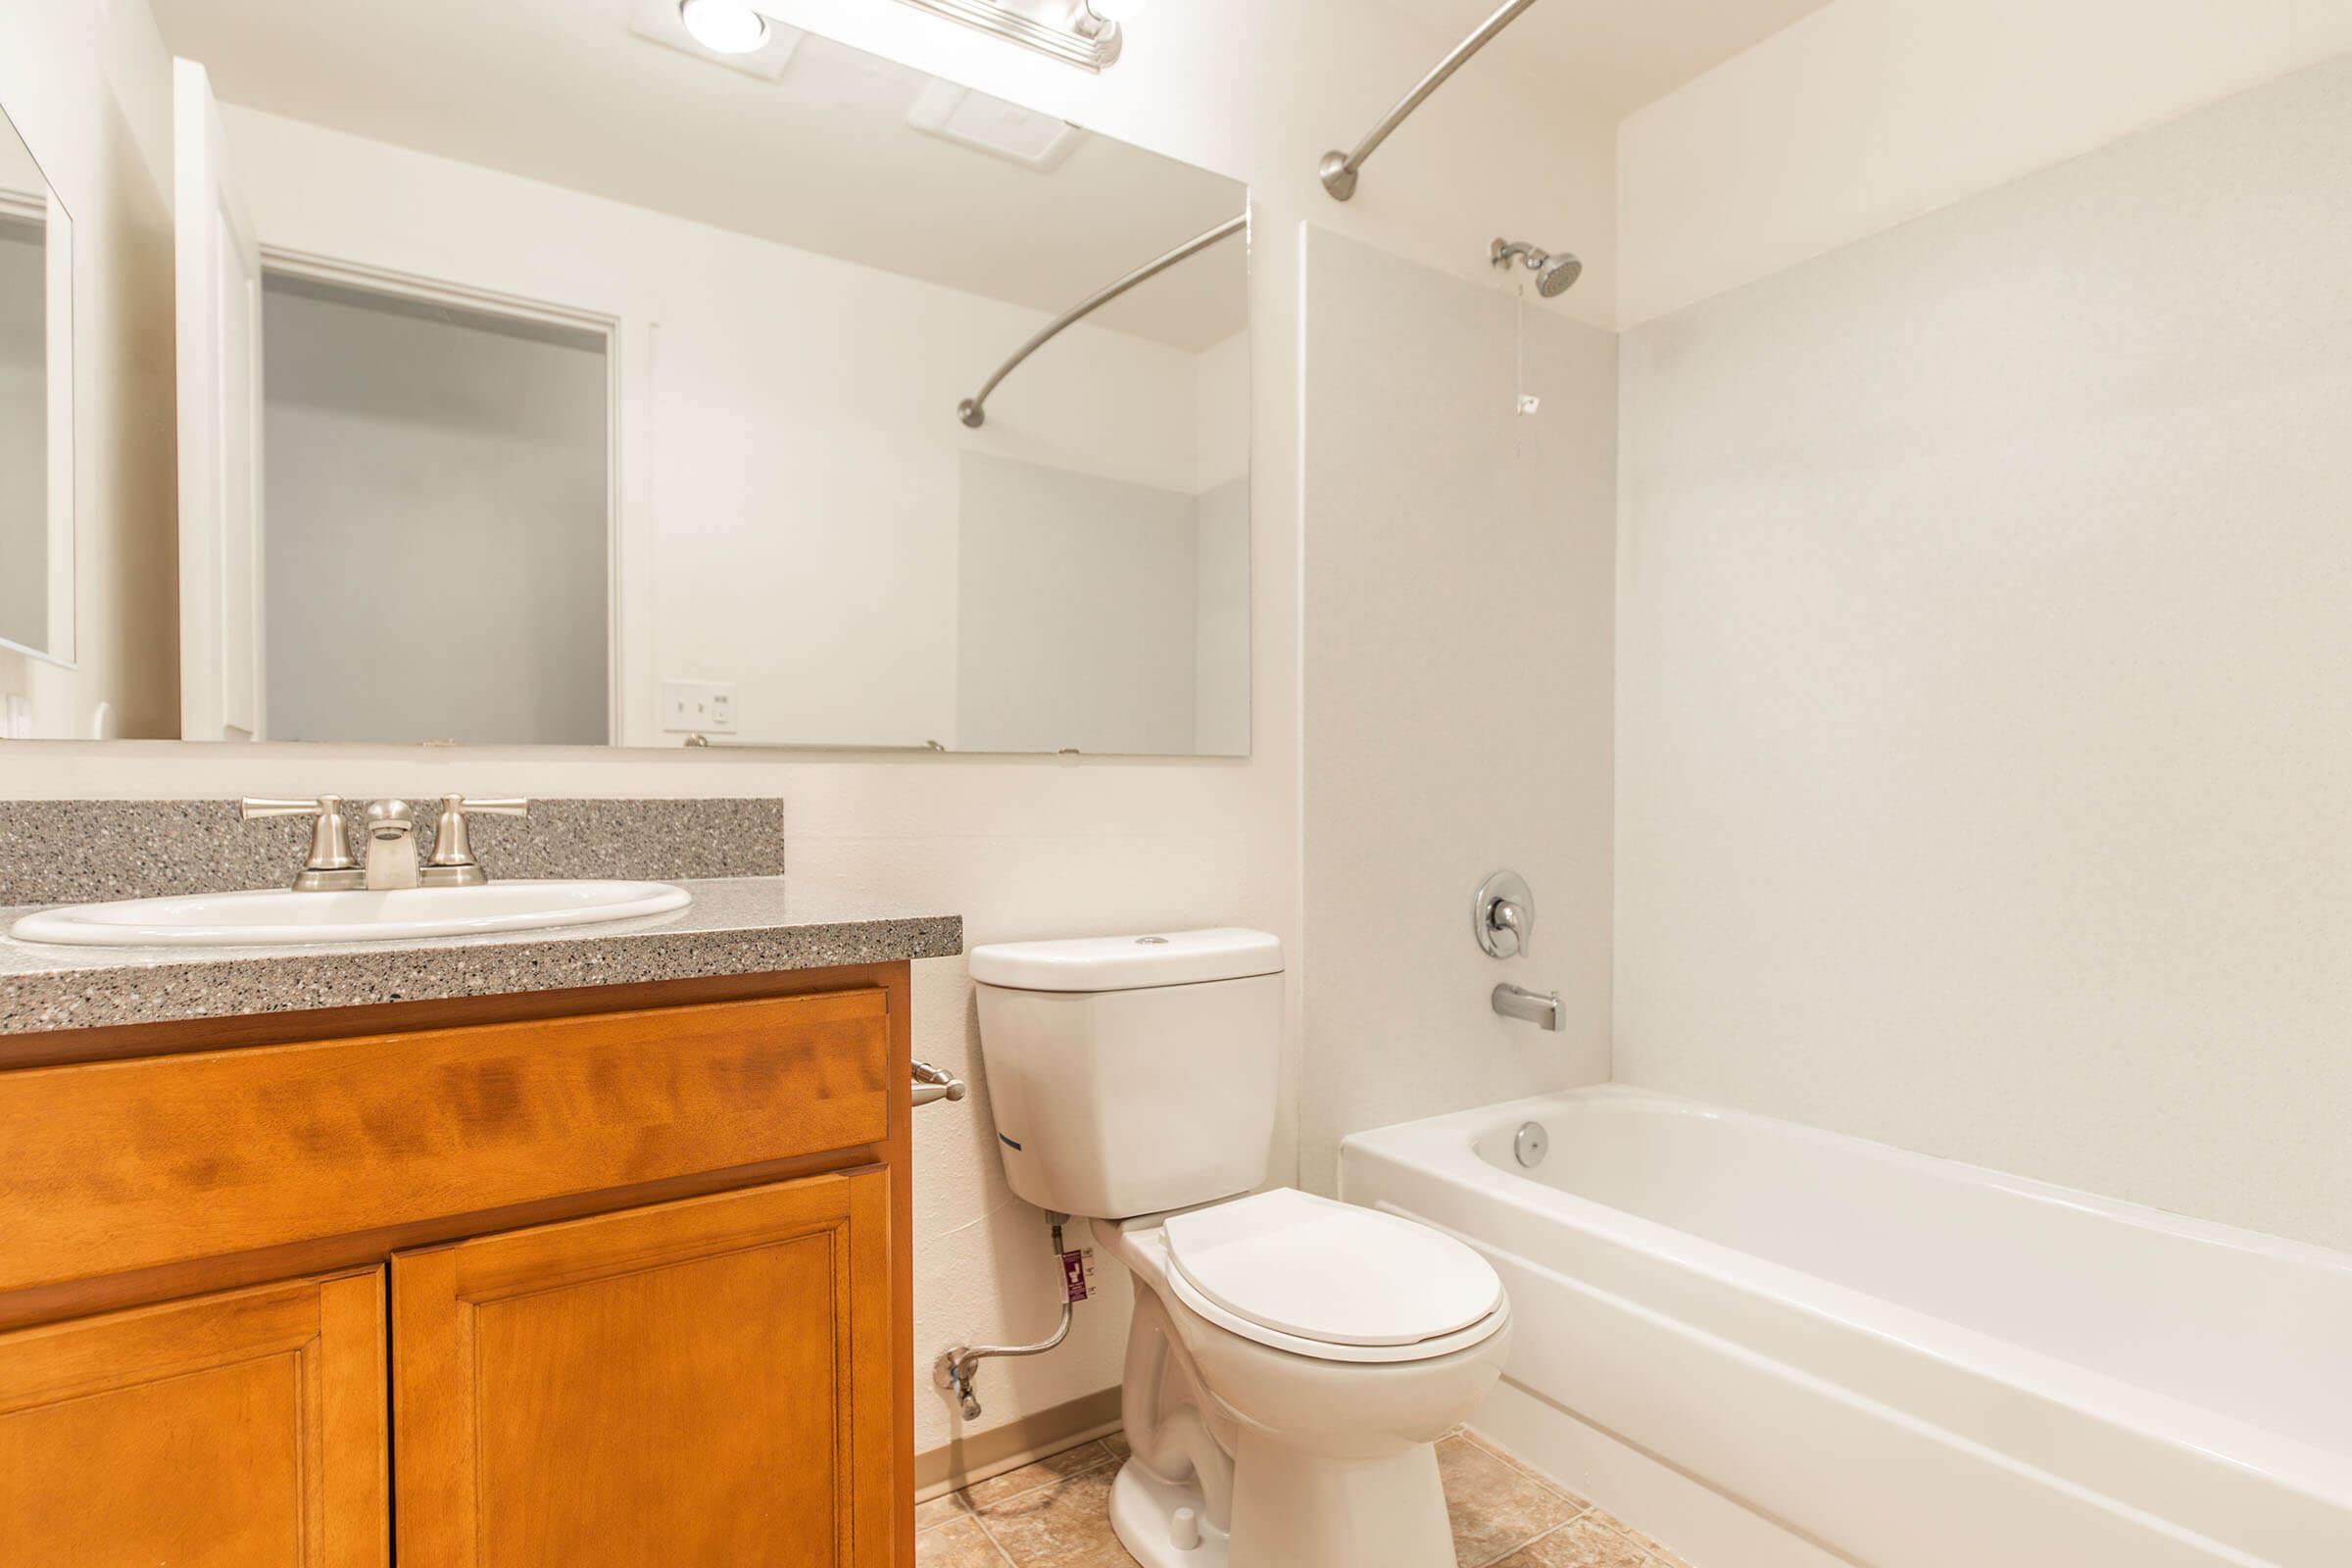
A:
[[912, 1061, 967, 1107]]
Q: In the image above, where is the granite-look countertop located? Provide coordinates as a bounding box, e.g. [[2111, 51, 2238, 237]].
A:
[[0, 878, 962, 1035]]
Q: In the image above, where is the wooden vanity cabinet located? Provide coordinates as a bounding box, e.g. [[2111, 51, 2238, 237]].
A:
[[0, 965, 916, 1568], [0, 1268, 388, 1567], [394, 1169, 894, 1567]]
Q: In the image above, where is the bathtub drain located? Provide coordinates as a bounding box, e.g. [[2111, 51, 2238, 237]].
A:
[[1514, 1121, 1548, 1168]]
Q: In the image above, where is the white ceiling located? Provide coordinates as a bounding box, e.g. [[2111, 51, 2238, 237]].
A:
[[1373, 0, 1838, 120], [146, 0, 1250, 350]]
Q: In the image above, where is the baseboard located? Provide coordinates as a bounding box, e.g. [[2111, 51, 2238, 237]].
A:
[[914, 1387, 1125, 1502]]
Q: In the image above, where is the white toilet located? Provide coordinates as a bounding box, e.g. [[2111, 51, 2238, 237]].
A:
[[971, 929, 1511, 1568]]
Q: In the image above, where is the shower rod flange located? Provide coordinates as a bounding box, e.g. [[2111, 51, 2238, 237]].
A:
[[1320, 0, 1543, 202]]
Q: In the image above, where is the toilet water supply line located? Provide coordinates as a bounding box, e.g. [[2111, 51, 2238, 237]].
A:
[[939, 1214, 1084, 1419]]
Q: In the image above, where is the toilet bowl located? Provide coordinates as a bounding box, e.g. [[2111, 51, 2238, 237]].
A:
[[971, 929, 1511, 1568], [1102, 1190, 1511, 1568]]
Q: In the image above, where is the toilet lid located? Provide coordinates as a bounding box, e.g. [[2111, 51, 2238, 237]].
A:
[[1162, 1189, 1503, 1349]]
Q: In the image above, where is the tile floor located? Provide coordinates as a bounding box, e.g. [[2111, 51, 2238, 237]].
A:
[[916, 1429, 1695, 1568]]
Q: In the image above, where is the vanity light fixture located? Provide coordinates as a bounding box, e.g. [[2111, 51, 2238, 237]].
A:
[[890, 0, 1130, 73], [677, 0, 770, 55]]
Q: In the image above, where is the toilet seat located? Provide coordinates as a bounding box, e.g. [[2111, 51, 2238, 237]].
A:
[[1160, 1189, 1506, 1365]]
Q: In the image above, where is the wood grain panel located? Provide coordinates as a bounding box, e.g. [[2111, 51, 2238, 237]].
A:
[[0, 1269, 387, 1566], [0, 961, 911, 1071], [394, 1171, 894, 1567], [0, 991, 888, 1297]]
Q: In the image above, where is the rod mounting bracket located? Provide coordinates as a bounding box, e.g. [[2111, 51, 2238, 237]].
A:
[[1318, 151, 1358, 201]]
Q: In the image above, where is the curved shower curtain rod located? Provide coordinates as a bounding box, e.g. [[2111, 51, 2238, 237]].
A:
[[958, 212, 1248, 428], [1319, 0, 1542, 201]]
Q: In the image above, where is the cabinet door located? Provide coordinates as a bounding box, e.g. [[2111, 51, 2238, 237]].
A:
[[394, 1169, 894, 1567], [0, 1269, 388, 1566]]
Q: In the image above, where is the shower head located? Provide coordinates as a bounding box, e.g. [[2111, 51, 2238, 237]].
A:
[[1492, 238, 1582, 298], [1534, 251, 1582, 297]]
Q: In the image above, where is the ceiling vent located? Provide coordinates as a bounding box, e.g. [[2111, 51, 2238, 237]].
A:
[[906, 79, 1085, 171]]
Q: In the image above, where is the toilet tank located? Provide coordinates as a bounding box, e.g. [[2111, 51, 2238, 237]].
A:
[[971, 929, 1283, 1221]]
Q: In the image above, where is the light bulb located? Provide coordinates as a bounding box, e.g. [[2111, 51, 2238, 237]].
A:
[[1085, 0, 1150, 24], [678, 0, 770, 55]]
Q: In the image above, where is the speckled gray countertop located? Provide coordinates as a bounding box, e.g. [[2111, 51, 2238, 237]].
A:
[[0, 878, 962, 1035]]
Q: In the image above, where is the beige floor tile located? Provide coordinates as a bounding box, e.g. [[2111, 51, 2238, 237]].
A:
[[973, 1463, 1138, 1568], [1489, 1514, 1654, 1568], [1618, 1528, 1691, 1568], [961, 1442, 1118, 1509], [1580, 1510, 1693, 1567], [1461, 1429, 1593, 1510], [965, 1426, 1663, 1568], [1438, 1433, 1585, 1567], [917, 1514, 1016, 1568]]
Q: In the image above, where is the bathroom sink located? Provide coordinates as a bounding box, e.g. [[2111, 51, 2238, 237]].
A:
[[10, 880, 693, 949]]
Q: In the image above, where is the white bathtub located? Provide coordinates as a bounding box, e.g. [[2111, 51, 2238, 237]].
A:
[[1341, 1087, 2352, 1568]]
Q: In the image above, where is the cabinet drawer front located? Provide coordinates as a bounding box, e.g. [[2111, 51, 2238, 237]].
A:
[[0, 1268, 387, 1567], [0, 991, 889, 1296]]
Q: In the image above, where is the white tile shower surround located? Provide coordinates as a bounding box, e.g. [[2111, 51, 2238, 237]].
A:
[[914, 1430, 1692, 1568], [1297, 226, 1619, 1195], [1615, 49, 2352, 1254]]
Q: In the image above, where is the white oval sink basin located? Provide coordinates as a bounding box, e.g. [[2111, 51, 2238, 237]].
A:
[[10, 880, 693, 948]]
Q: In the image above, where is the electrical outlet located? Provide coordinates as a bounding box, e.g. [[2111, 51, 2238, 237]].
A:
[[3, 694, 30, 739], [661, 679, 737, 734]]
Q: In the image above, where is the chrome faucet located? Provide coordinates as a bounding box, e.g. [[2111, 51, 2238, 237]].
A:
[[1493, 983, 1565, 1031], [362, 799, 419, 890], [245, 794, 530, 892], [1474, 868, 1563, 1029]]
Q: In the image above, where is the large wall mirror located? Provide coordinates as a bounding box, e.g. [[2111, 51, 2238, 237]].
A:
[[0, 100, 74, 669], [109, 1, 1251, 753]]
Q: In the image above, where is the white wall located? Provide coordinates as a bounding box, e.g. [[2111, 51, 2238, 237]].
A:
[[262, 279, 610, 745], [1299, 228, 1617, 1192], [1616, 50, 2352, 1250], [1618, 0, 2352, 325], [0, 0, 179, 740], [1190, 330, 1252, 756], [1, 0, 1621, 1470], [1192, 477, 1250, 758], [955, 454, 1200, 755]]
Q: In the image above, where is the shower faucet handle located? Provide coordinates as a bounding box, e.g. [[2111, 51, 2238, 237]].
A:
[[1473, 869, 1536, 958], [1490, 898, 1532, 956]]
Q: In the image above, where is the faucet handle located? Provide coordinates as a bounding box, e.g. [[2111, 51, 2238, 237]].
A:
[[242, 795, 360, 886], [450, 796, 530, 816], [1473, 869, 1536, 958], [423, 795, 530, 883], [240, 796, 330, 818]]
